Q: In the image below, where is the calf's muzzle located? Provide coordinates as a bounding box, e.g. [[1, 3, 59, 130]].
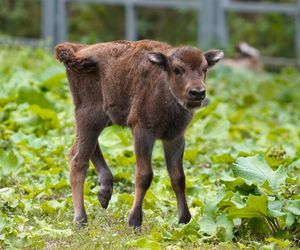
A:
[[188, 88, 206, 101]]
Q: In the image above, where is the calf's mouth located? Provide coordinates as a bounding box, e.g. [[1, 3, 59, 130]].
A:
[[169, 87, 207, 111], [186, 100, 202, 109], [186, 98, 209, 110]]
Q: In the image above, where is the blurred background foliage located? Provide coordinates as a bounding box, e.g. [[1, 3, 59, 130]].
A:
[[0, 0, 41, 38], [0, 0, 297, 57]]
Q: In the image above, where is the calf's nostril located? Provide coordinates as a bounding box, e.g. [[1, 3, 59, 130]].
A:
[[188, 88, 206, 100]]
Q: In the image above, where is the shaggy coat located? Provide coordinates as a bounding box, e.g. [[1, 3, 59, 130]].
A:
[[55, 39, 223, 228]]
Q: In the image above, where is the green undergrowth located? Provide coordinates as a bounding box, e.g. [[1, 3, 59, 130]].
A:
[[0, 46, 299, 249]]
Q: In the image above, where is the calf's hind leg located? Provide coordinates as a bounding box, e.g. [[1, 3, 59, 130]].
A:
[[91, 142, 113, 209], [69, 111, 109, 226]]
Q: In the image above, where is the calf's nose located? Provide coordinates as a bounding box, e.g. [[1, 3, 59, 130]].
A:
[[188, 88, 206, 101]]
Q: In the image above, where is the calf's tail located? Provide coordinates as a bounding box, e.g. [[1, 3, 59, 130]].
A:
[[55, 42, 98, 73]]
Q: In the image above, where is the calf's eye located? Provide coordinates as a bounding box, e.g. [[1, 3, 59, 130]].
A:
[[174, 68, 182, 75]]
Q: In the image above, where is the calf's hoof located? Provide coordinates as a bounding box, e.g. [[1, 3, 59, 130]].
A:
[[178, 211, 191, 224], [128, 209, 142, 229], [98, 186, 113, 209], [73, 214, 87, 228]]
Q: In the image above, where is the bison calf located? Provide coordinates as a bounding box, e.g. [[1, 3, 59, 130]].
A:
[[55, 39, 223, 228]]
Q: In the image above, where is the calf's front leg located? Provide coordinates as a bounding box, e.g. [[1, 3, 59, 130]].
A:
[[128, 127, 155, 229], [163, 136, 191, 224]]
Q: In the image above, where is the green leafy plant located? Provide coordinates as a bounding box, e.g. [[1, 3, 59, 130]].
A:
[[0, 47, 299, 249]]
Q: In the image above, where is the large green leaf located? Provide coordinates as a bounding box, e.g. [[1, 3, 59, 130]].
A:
[[17, 85, 56, 110], [0, 148, 22, 177], [286, 200, 300, 216], [228, 194, 268, 219], [233, 154, 287, 192], [126, 237, 161, 249], [268, 199, 285, 217], [200, 213, 233, 241], [199, 191, 234, 241]]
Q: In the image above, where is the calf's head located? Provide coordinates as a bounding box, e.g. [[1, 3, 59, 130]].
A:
[[148, 47, 223, 109]]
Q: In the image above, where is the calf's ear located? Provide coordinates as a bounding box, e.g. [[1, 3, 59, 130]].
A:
[[205, 50, 224, 68], [148, 52, 168, 67]]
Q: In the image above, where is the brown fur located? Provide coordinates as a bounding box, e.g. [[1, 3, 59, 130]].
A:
[[55, 39, 223, 228]]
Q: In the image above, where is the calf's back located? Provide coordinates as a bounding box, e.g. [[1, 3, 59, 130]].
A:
[[56, 40, 193, 140]]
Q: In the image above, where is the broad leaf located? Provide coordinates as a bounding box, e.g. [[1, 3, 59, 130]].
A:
[[233, 154, 287, 192], [228, 194, 268, 219], [17, 85, 56, 110], [286, 200, 300, 215], [0, 149, 22, 176], [268, 199, 285, 217], [199, 191, 234, 241]]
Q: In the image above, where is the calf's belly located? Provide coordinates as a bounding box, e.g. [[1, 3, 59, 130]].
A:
[[104, 105, 129, 126]]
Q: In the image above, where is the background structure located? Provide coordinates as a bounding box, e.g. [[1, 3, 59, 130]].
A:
[[0, 0, 299, 66]]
